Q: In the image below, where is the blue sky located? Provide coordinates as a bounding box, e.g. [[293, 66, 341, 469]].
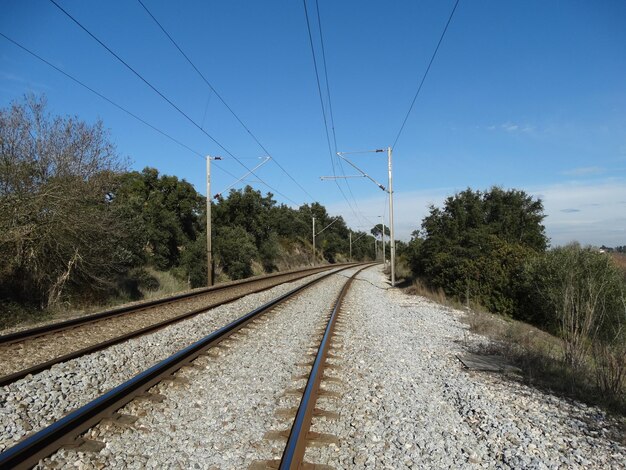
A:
[[1, 0, 625, 246]]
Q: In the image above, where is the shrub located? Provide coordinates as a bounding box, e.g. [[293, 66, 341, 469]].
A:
[[523, 244, 626, 369]]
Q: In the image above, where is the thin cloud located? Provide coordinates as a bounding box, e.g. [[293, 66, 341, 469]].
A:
[[327, 179, 626, 247], [486, 122, 535, 133], [561, 166, 604, 177], [0, 71, 50, 90]]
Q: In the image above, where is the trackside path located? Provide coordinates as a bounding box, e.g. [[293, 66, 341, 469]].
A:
[[306, 267, 625, 469]]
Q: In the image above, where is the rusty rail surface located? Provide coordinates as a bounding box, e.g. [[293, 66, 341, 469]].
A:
[[278, 265, 372, 469], [0, 264, 355, 346], [0, 265, 361, 469], [0, 265, 357, 387]]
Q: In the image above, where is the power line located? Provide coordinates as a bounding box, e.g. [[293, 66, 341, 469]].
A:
[[0, 33, 263, 198], [136, 0, 315, 203], [0, 32, 204, 160], [314, 0, 338, 154], [313, 0, 374, 230], [303, 0, 371, 229], [392, 0, 460, 149], [47, 0, 299, 206]]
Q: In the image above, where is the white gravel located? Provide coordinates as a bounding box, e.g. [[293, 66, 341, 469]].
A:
[[4, 265, 624, 469], [0, 268, 341, 452], [305, 267, 625, 469], [37, 267, 360, 468]]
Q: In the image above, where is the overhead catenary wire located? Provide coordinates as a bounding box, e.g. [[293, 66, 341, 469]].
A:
[[0, 32, 205, 160], [0, 35, 278, 201], [392, 0, 460, 150], [47, 0, 300, 206], [302, 0, 373, 229], [313, 0, 374, 230], [136, 0, 315, 203]]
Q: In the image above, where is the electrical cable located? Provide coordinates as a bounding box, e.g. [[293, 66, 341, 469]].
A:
[[392, 0, 460, 149], [314, 0, 372, 230], [0, 32, 204, 160], [303, 0, 372, 230], [0, 32, 257, 196], [47, 0, 300, 206], [136, 0, 315, 203]]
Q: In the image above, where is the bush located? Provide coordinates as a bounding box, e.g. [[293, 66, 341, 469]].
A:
[[522, 244, 626, 369], [214, 225, 258, 279]]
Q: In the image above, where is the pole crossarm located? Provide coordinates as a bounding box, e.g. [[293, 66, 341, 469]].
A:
[[319, 175, 365, 180], [316, 218, 339, 236], [335, 152, 386, 192], [214, 156, 270, 199], [352, 231, 370, 244]]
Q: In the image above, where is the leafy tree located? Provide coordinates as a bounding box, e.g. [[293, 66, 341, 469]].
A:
[[214, 225, 258, 279], [522, 244, 626, 348], [0, 95, 138, 307], [112, 168, 204, 270], [409, 187, 547, 315], [370, 224, 390, 238]]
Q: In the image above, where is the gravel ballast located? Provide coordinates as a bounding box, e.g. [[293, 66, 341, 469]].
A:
[[3, 265, 624, 469], [36, 267, 360, 468], [0, 268, 344, 452], [305, 267, 625, 469]]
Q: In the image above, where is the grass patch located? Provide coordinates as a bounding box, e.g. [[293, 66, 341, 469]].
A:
[[404, 279, 626, 421], [138, 268, 189, 300], [0, 268, 189, 332]]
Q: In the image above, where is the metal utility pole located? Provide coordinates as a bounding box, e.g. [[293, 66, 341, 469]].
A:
[[380, 218, 386, 264], [320, 147, 396, 286], [312, 216, 316, 262], [387, 146, 396, 287], [206, 155, 222, 286], [349, 231, 352, 261]]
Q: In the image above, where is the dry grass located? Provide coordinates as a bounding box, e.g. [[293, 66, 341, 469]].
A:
[[464, 309, 626, 417], [404, 279, 626, 418], [404, 278, 465, 310], [139, 268, 189, 300]]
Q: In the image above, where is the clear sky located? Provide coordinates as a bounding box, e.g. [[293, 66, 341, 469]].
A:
[[1, 0, 625, 246]]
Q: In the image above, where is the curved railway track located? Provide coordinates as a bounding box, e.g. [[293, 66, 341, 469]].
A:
[[0, 264, 372, 469], [0, 264, 354, 387]]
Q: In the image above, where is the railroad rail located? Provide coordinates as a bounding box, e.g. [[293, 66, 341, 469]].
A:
[[257, 266, 368, 469], [0, 264, 367, 469], [0, 264, 356, 387]]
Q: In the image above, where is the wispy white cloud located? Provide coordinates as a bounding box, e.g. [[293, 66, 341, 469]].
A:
[[486, 122, 535, 133], [560, 166, 605, 177], [327, 179, 626, 247], [0, 71, 50, 91]]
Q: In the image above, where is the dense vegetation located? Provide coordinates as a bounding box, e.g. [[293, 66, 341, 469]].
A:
[[407, 187, 626, 409], [0, 96, 375, 322]]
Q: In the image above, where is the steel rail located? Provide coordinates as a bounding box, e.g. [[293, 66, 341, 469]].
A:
[[279, 264, 372, 469], [0, 265, 361, 469], [0, 264, 355, 346], [0, 265, 356, 387]]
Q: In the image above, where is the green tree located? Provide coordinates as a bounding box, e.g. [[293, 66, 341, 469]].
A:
[[214, 225, 258, 279], [0, 95, 138, 307], [410, 187, 547, 315], [112, 167, 204, 270]]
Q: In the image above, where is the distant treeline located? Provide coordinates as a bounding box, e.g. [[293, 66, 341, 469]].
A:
[[0, 96, 375, 313]]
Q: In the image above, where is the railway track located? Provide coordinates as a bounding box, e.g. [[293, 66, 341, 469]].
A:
[[0, 264, 372, 469], [0, 264, 353, 386]]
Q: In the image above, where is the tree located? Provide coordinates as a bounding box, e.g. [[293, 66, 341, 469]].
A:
[[0, 95, 138, 307], [409, 187, 547, 315], [112, 168, 204, 270], [370, 224, 390, 239], [214, 225, 258, 279]]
